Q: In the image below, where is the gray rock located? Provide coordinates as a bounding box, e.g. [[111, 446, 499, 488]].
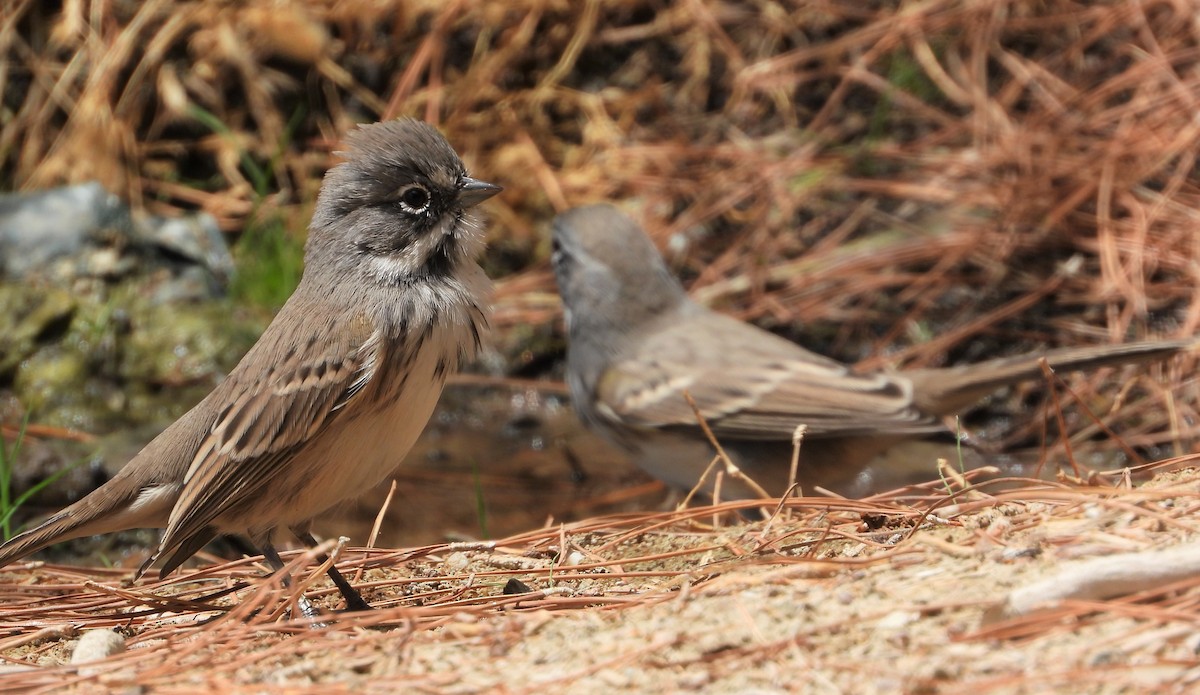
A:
[[133, 211, 234, 284], [0, 182, 125, 278], [0, 182, 233, 298]]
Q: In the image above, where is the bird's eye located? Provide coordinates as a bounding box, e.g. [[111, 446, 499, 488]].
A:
[[397, 184, 430, 213], [550, 238, 565, 266]]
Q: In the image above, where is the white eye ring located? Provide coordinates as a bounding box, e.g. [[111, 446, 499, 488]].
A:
[[396, 183, 431, 214]]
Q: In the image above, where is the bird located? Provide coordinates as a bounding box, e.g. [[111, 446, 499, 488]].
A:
[[551, 204, 1191, 500], [0, 119, 500, 612]]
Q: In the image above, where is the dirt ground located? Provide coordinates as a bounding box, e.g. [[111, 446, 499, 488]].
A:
[[2, 462, 1200, 693]]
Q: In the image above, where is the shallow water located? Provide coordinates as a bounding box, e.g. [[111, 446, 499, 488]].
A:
[[9, 376, 1152, 570], [311, 379, 667, 547]]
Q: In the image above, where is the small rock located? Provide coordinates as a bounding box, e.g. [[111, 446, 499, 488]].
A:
[[70, 629, 125, 664], [0, 183, 123, 279], [444, 551, 470, 573], [135, 212, 234, 283], [0, 182, 231, 294], [877, 610, 920, 630]]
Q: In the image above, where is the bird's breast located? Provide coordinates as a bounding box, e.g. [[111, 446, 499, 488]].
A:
[[267, 309, 485, 526]]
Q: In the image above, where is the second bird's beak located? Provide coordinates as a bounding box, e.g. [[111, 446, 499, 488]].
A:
[[458, 177, 502, 207]]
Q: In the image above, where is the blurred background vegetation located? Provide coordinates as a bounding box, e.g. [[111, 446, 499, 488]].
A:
[[4, 1, 1198, 349]]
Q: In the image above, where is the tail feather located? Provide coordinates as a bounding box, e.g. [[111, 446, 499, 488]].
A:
[[908, 338, 1193, 415], [0, 502, 118, 568], [0, 509, 79, 567], [0, 411, 203, 570], [0, 480, 176, 569], [155, 528, 217, 579]]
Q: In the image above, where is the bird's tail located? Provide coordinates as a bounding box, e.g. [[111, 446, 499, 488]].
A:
[[0, 478, 173, 569], [0, 504, 108, 568], [907, 338, 1193, 415]]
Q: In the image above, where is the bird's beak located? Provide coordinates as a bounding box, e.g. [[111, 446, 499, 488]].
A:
[[458, 177, 502, 207]]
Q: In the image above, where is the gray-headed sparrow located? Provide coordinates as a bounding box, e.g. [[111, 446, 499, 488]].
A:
[[0, 119, 500, 611], [551, 204, 1190, 499]]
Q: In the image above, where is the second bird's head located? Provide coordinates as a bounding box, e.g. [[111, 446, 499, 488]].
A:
[[551, 204, 688, 337]]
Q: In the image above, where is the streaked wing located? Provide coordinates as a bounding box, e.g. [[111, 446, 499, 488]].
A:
[[595, 313, 942, 440], [155, 307, 378, 559]]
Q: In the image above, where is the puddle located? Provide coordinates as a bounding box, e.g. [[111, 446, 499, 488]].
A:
[[9, 379, 1152, 566], [310, 379, 667, 546]]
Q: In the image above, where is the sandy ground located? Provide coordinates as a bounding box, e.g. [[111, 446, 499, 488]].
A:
[[2, 464, 1200, 693]]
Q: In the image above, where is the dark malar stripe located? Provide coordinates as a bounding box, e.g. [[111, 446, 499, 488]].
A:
[[366, 327, 430, 411], [424, 236, 456, 278]]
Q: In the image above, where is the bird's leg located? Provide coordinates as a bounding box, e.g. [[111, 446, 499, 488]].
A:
[[291, 528, 373, 612], [260, 541, 323, 621]]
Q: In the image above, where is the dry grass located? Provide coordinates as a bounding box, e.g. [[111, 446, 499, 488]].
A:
[[5, 0, 1198, 448], [5, 1, 1199, 341]]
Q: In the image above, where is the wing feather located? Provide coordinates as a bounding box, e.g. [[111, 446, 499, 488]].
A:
[[596, 312, 943, 440], [153, 307, 379, 564]]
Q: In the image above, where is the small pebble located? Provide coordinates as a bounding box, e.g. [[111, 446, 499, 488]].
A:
[[445, 551, 471, 573], [70, 629, 125, 664], [877, 610, 920, 630], [502, 578, 533, 595]]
